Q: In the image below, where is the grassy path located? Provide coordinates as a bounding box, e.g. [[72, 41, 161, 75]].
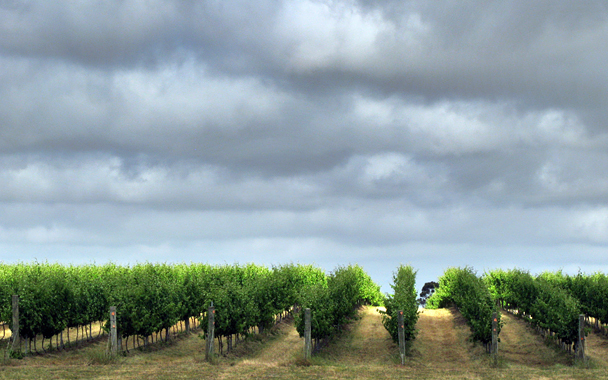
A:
[[410, 308, 474, 369], [498, 311, 608, 370], [498, 312, 572, 367], [585, 329, 608, 368], [245, 319, 302, 365], [313, 306, 394, 366], [215, 317, 303, 379], [341, 306, 394, 364]]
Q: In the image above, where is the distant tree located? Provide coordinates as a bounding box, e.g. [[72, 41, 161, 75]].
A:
[[418, 281, 438, 307]]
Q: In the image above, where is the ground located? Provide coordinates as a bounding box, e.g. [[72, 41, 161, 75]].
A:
[[1, 307, 608, 379]]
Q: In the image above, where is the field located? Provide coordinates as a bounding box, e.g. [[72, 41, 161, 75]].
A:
[[1, 306, 608, 379]]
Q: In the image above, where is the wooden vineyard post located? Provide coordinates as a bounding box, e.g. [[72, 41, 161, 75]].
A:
[[109, 306, 118, 355], [491, 312, 498, 359], [206, 304, 215, 362], [304, 308, 311, 360], [397, 310, 405, 365], [11, 295, 19, 353], [577, 314, 585, 361]]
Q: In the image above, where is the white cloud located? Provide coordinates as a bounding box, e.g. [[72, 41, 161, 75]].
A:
[[573, 207, 608, 244], [277, 0, 417, 72], [536, 109, 586, 146], [0, 225, 80, 245], [111, 60, 292, 135]]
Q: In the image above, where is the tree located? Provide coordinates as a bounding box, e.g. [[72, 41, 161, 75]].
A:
[[418, 281, 438, 308]]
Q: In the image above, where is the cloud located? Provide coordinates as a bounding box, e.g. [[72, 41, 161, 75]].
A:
[[2, 0, 608, 289]]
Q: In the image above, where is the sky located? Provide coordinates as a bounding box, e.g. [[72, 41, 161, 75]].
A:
[[2, 0, 608, 293]]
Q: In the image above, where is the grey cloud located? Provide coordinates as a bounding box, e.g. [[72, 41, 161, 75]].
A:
[[0, 1, 182, 67], [0, 200, 603, 251], [3, 0, 608, 128], [1, 0, 608, 286], [4, 1, 607, 105]]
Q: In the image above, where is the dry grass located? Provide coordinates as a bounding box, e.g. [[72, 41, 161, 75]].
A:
[[409, 307, 476, 369], [498, 312, 572, 368], [1, 307, 608, 379], [1, 317, 201, 357], [214, 316, 302, 372], [582, 327, 608, 368], [310, 306, 394, 366], [1, 321, 108, 355]]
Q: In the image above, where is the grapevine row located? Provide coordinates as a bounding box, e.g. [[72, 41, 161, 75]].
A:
[[485, 269, 582, 352], [0, 262, 329, 354], [293, 264, 383, 351], [0, 262, 383, 356], [380, 265, 419, 344], [537, 271, 608, 333]]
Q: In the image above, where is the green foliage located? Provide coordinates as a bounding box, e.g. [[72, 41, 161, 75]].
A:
[[531, 277, 580, 344], [295, 282, 333, 340], [294, 264, 382, 342], [174, 263, 212, 325], [0, 261, 380, 354], [1, 263, 72, 341], [568, 272, 608, 323], [271, 264, 326, 313], [380, 265, 419, 342], [485, 268, 537, 315], [536, 270, 608, 331], [427, 267, 500, 345], [199, 263, 329, 343], [349, 264, 385, 306], [485, 268, 581, 345], [7, 349, 24, 360], [426, 267, 459, 309]]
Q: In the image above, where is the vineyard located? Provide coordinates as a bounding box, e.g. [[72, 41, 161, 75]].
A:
[[0, 262, 382, 357], [1, 263, 608, 379]]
